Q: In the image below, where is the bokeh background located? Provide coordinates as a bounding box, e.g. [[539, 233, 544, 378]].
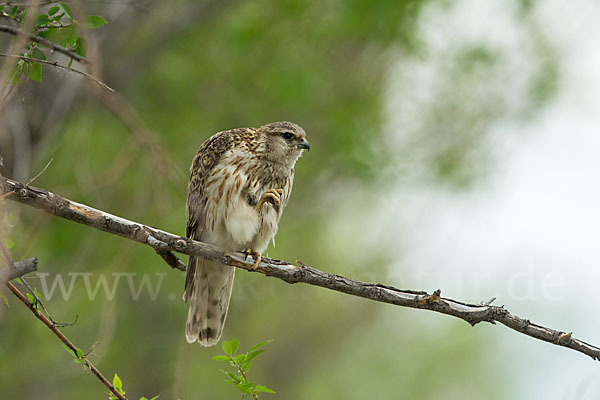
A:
[[1, 0, 600, 399]]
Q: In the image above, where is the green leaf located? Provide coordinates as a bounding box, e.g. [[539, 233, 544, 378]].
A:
[[219, 370, 242, 383], [233, 353, 246, 364], [221, 340, 232, 356], [15, 278, 23, 285], [48, 6, 59, 15], [34, 287, 41, 299], [1, 293, 9, 306], [247, 340, 273, 353], [113, 373, 123, 393], [221, 338, 240, 356], [230, 338, 240, 355], [62, 343, 73, 355], [10, 5, 18, 17], [51, 12, 65, 22], [255, 385, 276, 394], [37, 25, 78, 47], [211, 355, 230, 362], [76, 348, 84, 358], [245, 349, 264, 363], [236, 382, 254, 394], [25, 293, 34, 303], [81, 15, 107, 29], [29, 62, 42, 82], [5, 238, 16, 249], [31, 48, 46, 61], [75, 36, 87, 57], [240, 360, 251, 372], [62, 344, 80, 360], [59, 2, 73, 19], [35, 13, 49, 27]]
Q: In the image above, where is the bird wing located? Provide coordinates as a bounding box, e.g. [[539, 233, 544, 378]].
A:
[[183, 130, 236, 301]]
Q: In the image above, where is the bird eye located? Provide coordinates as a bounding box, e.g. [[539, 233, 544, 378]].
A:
[[282, 132, 294, 140]]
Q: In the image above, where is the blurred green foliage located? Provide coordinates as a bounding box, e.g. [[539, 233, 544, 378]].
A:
[[0, 0, 556, 399]]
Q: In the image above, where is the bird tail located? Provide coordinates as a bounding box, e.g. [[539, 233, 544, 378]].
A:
[[184, 256, 235, 346]]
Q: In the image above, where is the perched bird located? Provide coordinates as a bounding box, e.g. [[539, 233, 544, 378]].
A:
[[184, 121, 310, 346]]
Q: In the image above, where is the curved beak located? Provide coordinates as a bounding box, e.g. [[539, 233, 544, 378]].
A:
[[298, 139, 310, 151]]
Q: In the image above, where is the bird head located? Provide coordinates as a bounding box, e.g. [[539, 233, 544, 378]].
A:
[[258, 121, 310, 166]]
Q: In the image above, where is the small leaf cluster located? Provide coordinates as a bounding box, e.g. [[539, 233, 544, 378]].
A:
[[25, 286, 42, 313], [0, 1, 107, 83], [12, 278, 41, 314], [0, 292, 8, 307], [213, 339, 276, 399], [62, 343, 87, 365], [109, 373, 125, 400], [109, 373, 159, 400]]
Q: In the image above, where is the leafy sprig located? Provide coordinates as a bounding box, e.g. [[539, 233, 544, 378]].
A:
[[108, 373, 160, 400], [213, 339, 276, 399]]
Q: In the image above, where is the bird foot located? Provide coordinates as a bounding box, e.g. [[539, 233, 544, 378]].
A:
[[243, 248, 262, 269], [256, 188, 283, 209]]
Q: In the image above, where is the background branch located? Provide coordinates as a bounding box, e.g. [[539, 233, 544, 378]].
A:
[[0, 23, 88, 63], [0, 52, 114, 92], [2, 176, 599, 362]]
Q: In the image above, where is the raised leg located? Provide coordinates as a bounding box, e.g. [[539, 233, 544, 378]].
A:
[[256, 189, 284, 210]]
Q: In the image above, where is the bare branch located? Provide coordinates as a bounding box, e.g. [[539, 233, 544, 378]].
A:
[[0, 256, 38, 283], [0, 23, 88, 63], [0, 1, 58, 6], [2, 176, 599, 362]]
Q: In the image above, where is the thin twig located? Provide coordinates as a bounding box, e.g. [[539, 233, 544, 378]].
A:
[[2, 176, 600, 362], [0, 23, 88, 63], [0, 53, 113, 92], [26, 157, 53, 185], [0, 1, 58, 5]]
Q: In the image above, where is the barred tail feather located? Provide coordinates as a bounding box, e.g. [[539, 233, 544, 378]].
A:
[[185, 259, 235, 346]]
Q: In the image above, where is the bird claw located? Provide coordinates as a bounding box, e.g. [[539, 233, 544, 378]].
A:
[[257, 188, 283, 209], [243, 248, 261, 269]]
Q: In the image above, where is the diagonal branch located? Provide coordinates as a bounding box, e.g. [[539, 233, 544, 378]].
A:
[[0, 23, 88, 63], [2, 176, 599, 362]]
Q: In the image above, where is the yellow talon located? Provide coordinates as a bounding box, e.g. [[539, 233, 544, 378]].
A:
[[256, 188, 283, 209], [243, 248, 261, 269]]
